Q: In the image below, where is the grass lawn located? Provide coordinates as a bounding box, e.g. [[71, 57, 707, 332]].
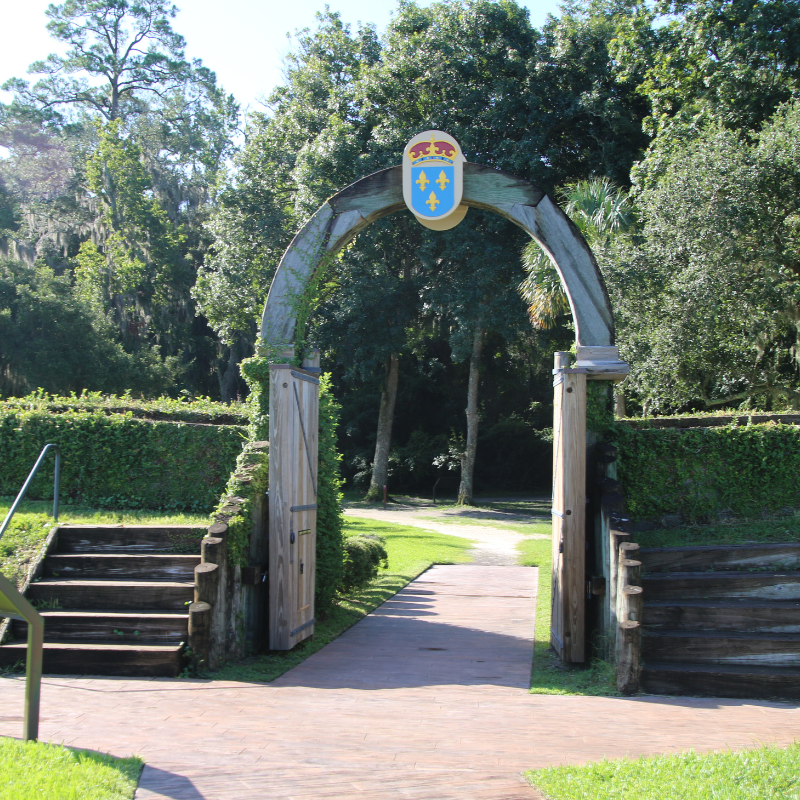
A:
[[0, 498, 207, 589], [208, 516, 474, 682], [0, 737, 142, 800], [526, 742, 800, 800]]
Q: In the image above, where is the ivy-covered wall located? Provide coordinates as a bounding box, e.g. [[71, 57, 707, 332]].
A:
[[0, 408, 244, 511], [617, 421, 800, 522]]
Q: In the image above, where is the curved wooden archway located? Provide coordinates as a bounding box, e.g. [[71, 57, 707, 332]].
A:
[[261, 162, 620, 352], [261, 162, 629, 662]]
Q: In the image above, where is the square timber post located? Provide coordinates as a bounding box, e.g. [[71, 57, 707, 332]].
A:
[[551, 352, 587, 664]]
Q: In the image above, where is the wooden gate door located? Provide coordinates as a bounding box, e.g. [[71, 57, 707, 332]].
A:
[[268, 362, 319, 650], [551, 353, 587, 663]]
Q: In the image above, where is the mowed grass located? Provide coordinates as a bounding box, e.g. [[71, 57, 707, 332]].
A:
[[526, 742, 800, 800], [0, 498, 206, 588], [209, 516, 474, 682], [0, 737, 142, 800], [517, 525, 617, 696]]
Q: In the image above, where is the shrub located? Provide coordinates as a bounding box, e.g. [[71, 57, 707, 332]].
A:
[[341, 533, 389, 593], [617, 420, 800, 522], [0, 408, 244, 511]]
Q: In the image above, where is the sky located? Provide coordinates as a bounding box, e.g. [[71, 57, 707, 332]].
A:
[[0, 0, 565, 114]]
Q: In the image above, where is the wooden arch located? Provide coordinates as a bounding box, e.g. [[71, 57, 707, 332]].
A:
[[261, 163, 619, 352], [261, 162, 629, 662]]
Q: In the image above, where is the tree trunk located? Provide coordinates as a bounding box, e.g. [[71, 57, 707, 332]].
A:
[[218, 338, 241, 402], [458, 328, 484, 506], [614, 387, 626, 419], [366, 353, 400, 501]]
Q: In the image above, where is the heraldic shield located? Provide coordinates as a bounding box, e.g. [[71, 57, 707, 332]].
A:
[[403, 131, 466, 229]]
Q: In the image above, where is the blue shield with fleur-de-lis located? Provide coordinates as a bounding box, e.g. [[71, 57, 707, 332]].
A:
[[411, 165, 455, 218]]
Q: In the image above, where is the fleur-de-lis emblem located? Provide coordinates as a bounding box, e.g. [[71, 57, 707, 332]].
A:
[[416, 171, 430, 192], [426, 192, 439, 212], [436, 170, 450, 190]]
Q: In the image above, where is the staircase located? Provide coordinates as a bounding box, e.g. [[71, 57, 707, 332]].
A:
[[639, 542, 800, 699], [0, 525, 204, 677]]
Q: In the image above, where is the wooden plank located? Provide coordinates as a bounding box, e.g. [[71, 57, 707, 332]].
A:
[[550, 361, 587, 664], [289, 369, 318, 647], [55, 526, 204, 554], [27, 579, 194, 610], [641, 660, 800, 699], [44, 554, 200, 580], [269, 364, 293, 650], [550, 368, 565, 660], [0, 641, 184, 677], [644, 599, 800, 633], [643, 571, 800, 601], [640, 543, 800, 573], [12, 611, 188, 642], [643, 630, 800, 665]]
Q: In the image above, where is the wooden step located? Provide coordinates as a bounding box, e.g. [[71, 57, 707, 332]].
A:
[[643, 630, 800, 666], [641, 661, 800, 699], [642, 571, 800, 601], [644, 599, 800, 633], [56, 525, 204, 554], [11, 611, 188, 643], [28, 579, 194, 610], [640, 543, 800, 573], [44, 554, 200, 580], [0, 641, 184, 677]]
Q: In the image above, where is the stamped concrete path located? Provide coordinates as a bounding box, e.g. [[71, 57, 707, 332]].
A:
[[2, 564, 800, 799]]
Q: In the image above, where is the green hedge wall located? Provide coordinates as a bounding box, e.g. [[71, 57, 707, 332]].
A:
[[0, 409, 245, 511], [617, 422, 800, 522], [2, 391, 248, 425]]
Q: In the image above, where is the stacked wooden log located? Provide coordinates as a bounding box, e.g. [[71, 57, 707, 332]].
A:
[[615, 540, 643, 694]]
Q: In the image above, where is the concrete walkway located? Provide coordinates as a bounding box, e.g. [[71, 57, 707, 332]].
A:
[[2, 564, 800, 800]]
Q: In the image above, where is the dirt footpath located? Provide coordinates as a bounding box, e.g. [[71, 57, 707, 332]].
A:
[[344, 500, 549, 565]]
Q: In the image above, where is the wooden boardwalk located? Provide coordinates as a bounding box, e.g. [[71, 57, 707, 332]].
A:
[[1, 564, 800, 799]]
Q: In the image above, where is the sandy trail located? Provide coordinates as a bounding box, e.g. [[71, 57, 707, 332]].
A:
[[344, 502, 549, 565]]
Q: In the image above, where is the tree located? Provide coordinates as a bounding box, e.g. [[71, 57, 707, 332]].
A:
[[193, 9, 378, 398], [601, 102, 800, 412], [0, 258, 176, 396], [611, 0, 800, 138], [76, 119, 188, 351], [4, 0, 202, 122], [0, 0, 239, 398], [520, 177, 635, 328]]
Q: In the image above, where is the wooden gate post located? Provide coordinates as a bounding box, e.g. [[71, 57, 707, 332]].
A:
[[551, 352, 588, 663]]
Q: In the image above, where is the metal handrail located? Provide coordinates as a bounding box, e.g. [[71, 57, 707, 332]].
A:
[[0, 444, 57, 741], [0, 444, 60, 541]]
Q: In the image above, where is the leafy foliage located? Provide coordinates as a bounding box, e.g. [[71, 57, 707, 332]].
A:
[[341, 533, 389, 594], [617, 421, 800, 521], [0, 407, 243, 511], [0, 390, 248, 425], [316, 374, 346, 611], [604, 105, 800, 411]]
